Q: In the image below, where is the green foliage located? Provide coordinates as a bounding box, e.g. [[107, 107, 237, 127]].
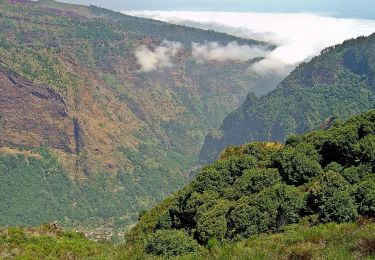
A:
[[0, 152, 73, 226], [3, 221, 375, 259], [307, 171, 352, 213], [319, 191, 358, 223], [225, 168, 281, 200], [0, 0, 269, 231], [340, 164, 372, 184], [273, 146, 322, 185], [0, 225, 146, 259], [206, 222, 375, 260], [193, 155, 257, 194], [229, 184, 305, 239], [201, 33, 375, 163], [145, 229, 199, 257], [355, 179, 375, 217], [131, 110, 375, 255], [196, 199, 230, 242]]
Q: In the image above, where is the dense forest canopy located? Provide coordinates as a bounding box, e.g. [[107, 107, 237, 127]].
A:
[[129, 110, 375, 256]]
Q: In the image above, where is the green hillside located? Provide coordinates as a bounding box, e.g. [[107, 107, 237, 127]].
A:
[[200, 33, 375, 163], [3, 111, 371, 259], [0, 0, 269, 232], [128, 110, 375, 257], [1, 221, 375, 259]]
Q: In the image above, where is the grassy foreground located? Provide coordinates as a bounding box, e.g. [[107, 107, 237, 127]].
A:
[[1, 220, 374, 259]]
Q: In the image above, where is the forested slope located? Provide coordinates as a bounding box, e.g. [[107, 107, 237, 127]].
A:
[[200, 34, 375, 162], [129, 110, 375, 257], [0, 0, 269, 231]]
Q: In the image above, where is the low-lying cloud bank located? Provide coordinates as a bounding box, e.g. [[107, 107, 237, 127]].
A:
[[127, 11, 375, 77], [192, 41, 268, 63], [135, 40, 182, 72], [136, 41, 269, 71]]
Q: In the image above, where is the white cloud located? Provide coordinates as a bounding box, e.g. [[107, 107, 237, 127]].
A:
[[192, 41, 268, 62], [125, 11, 375, 77], [135, 40, 182, 72]]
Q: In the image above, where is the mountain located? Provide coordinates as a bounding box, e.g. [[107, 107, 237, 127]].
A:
[[128, 110, 375, 257], [200, 33, 375, 163], [0, 0, 271, 231]]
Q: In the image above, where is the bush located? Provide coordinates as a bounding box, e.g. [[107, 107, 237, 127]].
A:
[[225, 168, 281, 200], [307, 171, 351, 213], [229, 200, 260, 238], [273, 147, 322, 185], [354, 135, 375, 165], [146, 230, 198, 257], [324, 162, 343, 173], [340, 164, 372, 184], [355, 180, 375, 217], [195, 199, 230, 243], [319, 191, 358, 223], [229, 184, 305, 238], [193, 155, 257, 194]]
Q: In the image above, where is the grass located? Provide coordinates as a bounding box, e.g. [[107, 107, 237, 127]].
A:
[[1, 220, 374, 259], [198, 220, 375, 260]]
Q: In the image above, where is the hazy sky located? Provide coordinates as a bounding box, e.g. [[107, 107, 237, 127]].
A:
[[59, 0, 375, 19]]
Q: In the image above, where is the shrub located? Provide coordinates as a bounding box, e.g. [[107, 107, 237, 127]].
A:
[[195, 199, 230, 243], [307, 171, 351, 213], [192, 166, 231, 194], [193, 155, 257, 194], [273, 147, 322, 185], [355, 180, 375, 217], [319, 191, 358, 223], [156, 212, 172, 229], [146, 229, 198, 257], [324, 162, 343, 173], [229, 184, 305, 238], [354, 135, 375, 165], [340, 164, 372, 184], [229, 200, 260, 238], [225, 168, 281, 199]]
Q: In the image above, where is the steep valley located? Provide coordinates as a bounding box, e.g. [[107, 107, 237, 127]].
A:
[[200, 34, 375, 163], [0, 0, 271, 231]]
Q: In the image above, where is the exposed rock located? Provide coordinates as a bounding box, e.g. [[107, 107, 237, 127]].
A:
[[0, 69, 75, 153]]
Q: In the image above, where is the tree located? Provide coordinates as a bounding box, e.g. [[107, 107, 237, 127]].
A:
[[307, 171, 352, 214], [355, 179, 375, 217], [229, 184, 305, 238], [146, 229, 198, 257], [225, 168, 281, 200], [340, 164, 372, 184], [273, 147, 322, 185], [195, 199, 230, 243], [319, 191, 358, 223]]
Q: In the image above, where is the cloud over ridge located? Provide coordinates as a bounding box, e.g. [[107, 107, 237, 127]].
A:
[[135, 40, 182, 72], [126, 11, 375, 76], [192, 41, 268, 62]]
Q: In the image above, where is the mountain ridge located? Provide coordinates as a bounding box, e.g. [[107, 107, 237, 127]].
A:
[[0, 0, 271, 230], [200, 33, 375, 163]]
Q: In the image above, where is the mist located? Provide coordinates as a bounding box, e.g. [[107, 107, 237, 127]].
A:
[[126, 11, 375, 87], [135, 40, 182, 72], [192, 42, 269, 63]]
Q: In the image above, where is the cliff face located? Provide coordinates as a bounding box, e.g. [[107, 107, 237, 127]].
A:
[[0, 69, 74, 153]]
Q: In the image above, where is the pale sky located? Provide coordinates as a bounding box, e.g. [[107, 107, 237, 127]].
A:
[[58, 0, 375, 19]]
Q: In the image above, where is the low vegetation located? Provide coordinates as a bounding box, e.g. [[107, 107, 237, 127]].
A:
[[1, 221, 374, 259]]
